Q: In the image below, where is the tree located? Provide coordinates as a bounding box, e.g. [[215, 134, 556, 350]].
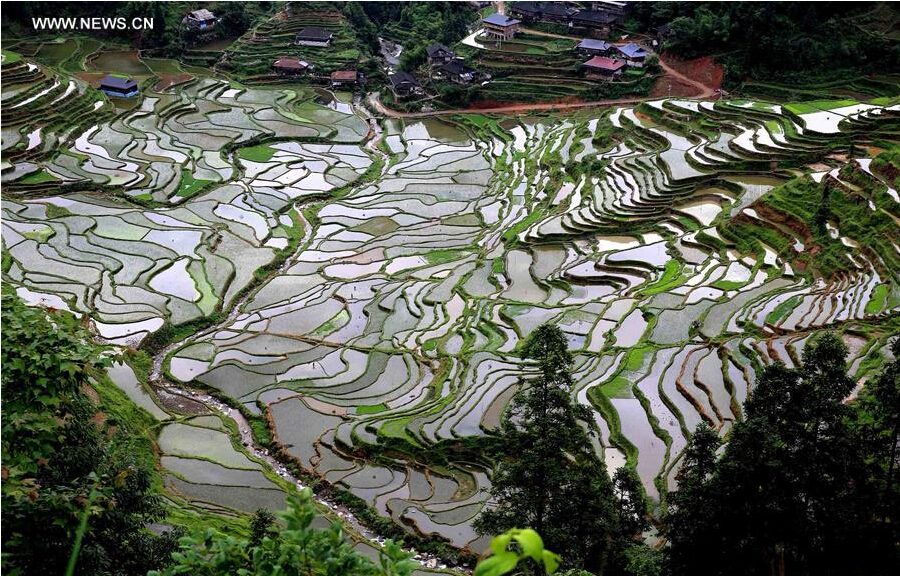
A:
[[399, 45, 427, 72], [475, 324, 623, 572], [217, 1, 253, 37], [249, 508, 278, 547], [852, 336, 900, 561], [344, 2, 380, 55], [664, 333, 897, 576], [661, 422, 720, 575], [1, 289, 180, 576]]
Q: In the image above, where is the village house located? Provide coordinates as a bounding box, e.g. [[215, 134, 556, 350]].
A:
[[389, 71, 424, 98], [482, 13, 521, 41], [653, 22, 674, 47], [615, 43, 650, 67], [331, 70, 362, 89], [99, 75, 140, 98], [440, 61, 477, 84], [582, 55, 625, 79], [570, 10, 618, 37], [273, 57, 310, 76], [296, 27, 334, 47], [576, 38, 612, 55], [183, 8, 217, 32], [591, 1, 629, 17], [510, 2, 575, 25], [426, 43, 456, 67]]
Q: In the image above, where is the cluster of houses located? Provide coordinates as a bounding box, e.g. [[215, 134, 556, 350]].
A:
[[576, 39, 650, 79], [269, 26, 363, 89], [504, 0, 630, 38], [386, 43, 480, 100], [99, 8, 222, 98], [480, 1, 629, 42]]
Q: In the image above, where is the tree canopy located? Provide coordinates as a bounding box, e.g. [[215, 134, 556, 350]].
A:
[[475, 324, 651, 574], [663, 332, 900, 576], [628, 2, 900, 85]]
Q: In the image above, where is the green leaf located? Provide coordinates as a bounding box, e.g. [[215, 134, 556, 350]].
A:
[[489, 531, 513, 556], [511, 528, 543, 561], [541, 549, 561, 574], [474, 551, 519, 576]]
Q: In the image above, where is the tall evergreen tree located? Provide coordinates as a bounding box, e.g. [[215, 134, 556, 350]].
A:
[[664, 333, 896, 576], [475, 324, 621, 572], [852, 336, 900, 564]]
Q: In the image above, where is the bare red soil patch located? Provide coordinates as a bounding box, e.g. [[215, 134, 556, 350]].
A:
[[661, 54, 724, 93], [652, 75, 701, 98], [154, 73, 194, 91]]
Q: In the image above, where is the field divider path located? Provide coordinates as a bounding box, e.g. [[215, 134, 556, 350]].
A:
[[139, 111, 462, 573]]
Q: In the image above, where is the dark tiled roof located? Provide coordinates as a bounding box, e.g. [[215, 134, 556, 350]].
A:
[[426, 43, 453, 58], [577, 39, 611, 51], [572, 9, 618, 24], [483, 13, 521, 27], [513, 2, 569, 17], [389, 70, 421, 89], [538, 2, 571, 17], [100, 75, 138, 90], [296, 27, 333, 41], [442, 61, 475, 75], [513, 1, 542, 14]]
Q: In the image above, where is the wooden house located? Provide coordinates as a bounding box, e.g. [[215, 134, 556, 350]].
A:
[[482, 13, 521, 41], [576, 38, 612, 55], [582, 55, 625, 79], [440, 61, 477, 84], [99, 74, 139, 97], [426, 43, 456, 67], [389, 71, 424, 98], [331, 70, 361, 88], [615, 43, 649, 67], [273, 57, 310, 75], [183, 8, 217, 32], [296, 27, 334, 47]]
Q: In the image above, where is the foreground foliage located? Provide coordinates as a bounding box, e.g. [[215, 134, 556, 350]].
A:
[[0, 290, 180, 576], [150, 488, 417, 576]]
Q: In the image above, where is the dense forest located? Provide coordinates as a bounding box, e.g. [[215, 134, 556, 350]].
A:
[[629, 2, 900, 85]]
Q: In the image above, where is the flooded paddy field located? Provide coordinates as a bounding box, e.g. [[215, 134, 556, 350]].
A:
[[3, 52, 900, 556]]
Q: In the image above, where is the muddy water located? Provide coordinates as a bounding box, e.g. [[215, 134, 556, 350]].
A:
[[89, 50, 152, 76]]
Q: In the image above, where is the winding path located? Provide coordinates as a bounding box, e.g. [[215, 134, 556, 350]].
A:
[[368, 56, 716, 120], [658, 56, 717, 99]]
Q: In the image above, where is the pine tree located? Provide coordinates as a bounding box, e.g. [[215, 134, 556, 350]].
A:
[[664, 333, 897, 576], [474, 324, 619, 572]]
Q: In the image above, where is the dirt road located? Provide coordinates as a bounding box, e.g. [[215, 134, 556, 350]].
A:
[[370, 93, 666, 118], [657, 57, 717, 98], [369, 54, 717, 119]]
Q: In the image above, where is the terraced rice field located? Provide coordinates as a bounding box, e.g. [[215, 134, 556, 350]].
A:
[[3, 49, 900, 556]]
